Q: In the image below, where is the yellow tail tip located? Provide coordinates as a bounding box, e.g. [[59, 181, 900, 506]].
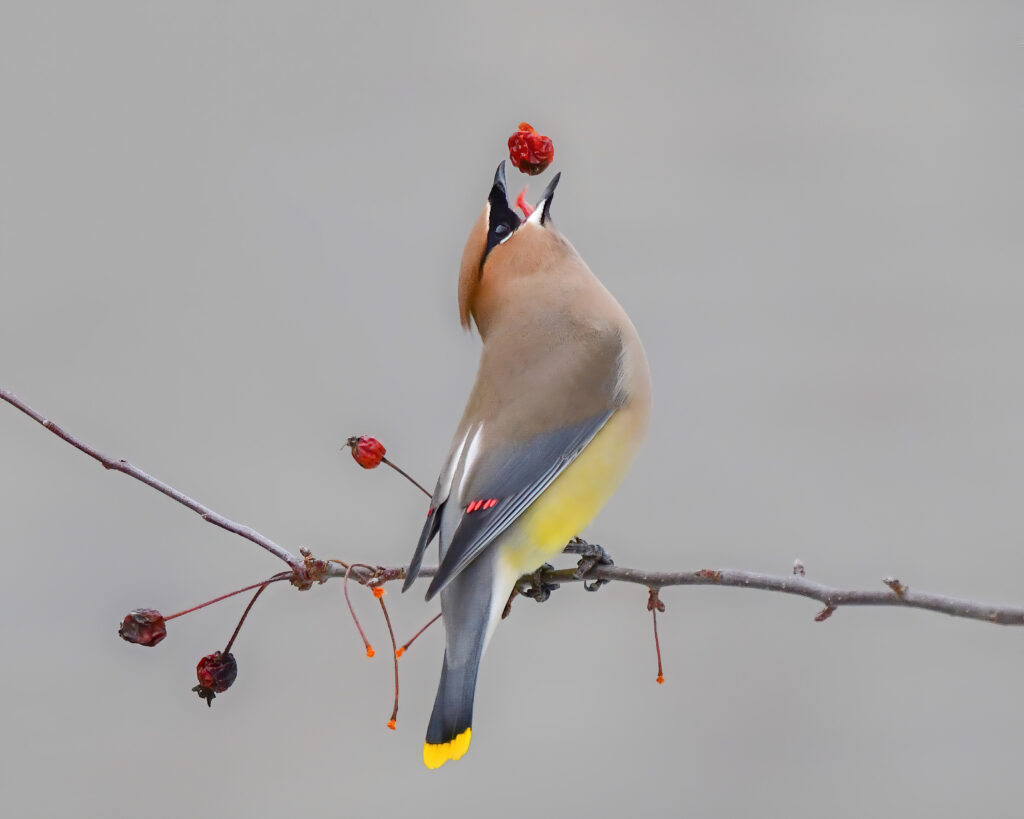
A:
[[423, 727, 472, 769]]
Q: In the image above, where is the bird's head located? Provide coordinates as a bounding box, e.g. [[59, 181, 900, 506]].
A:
[[458, 161, 563, 331]]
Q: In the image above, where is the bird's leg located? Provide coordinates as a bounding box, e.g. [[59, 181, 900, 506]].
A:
[[564, 537, 614, 591], [501, 587, 519, 620]]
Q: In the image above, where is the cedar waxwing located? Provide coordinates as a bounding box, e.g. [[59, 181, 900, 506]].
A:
[[404, 161, 651, 769]]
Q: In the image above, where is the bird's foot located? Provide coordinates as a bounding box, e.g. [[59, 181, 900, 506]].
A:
[[564, 537, 614, 591], [518, 563, 560, 603]]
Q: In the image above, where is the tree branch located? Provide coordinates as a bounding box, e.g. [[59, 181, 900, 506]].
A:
[[5, 385, 1024, 627], [0, 387, 305, 576], [518, 565, 1024, 626]]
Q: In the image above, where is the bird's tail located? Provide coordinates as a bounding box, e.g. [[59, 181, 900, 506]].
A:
[[424, 549, 505, 769], [423, 647, 480, 769], [422, 546, 508, 769]]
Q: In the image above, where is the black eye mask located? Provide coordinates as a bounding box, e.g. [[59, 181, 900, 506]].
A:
[[484, 162, 522, 258]]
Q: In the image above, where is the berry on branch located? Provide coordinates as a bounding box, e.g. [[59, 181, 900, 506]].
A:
[[192, 651, 238, 707], [118, 608, 167, 647], [348, 435, 386, 469]]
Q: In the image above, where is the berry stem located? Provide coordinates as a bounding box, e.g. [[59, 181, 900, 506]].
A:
[[381, 456, 431, 498], [224, 581, 272, 654], [648, 588, 665, 685], [343, 564, 374, 656], [164, 572, 291, 621], [396, 611, 443, 657], [652, 607, 664, 684], [377, 594, 400, 729]]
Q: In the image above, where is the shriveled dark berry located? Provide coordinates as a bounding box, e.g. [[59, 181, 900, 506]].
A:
[[118, 608, 167, 647], [192, 651, 237, 706]]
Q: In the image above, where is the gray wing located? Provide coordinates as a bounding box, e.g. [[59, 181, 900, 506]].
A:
[[423, 410, 614, 600]]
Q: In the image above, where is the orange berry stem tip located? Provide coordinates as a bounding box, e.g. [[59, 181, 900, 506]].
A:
[[372, 587, 386, 598], [365, 646, 375, 658], [387, 719, 397, 730]]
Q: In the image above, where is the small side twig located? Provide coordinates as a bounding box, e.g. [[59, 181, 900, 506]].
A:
[[647, 588, 666, 685], [814, 605, 836, 622]]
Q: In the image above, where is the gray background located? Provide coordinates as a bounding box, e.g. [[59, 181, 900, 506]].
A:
[[2, 2, 1022, 817]]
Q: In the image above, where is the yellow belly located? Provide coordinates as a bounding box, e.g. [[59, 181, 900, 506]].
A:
[[498, 408, 643, 579]]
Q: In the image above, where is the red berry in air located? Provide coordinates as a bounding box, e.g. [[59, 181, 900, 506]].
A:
[[118, 608, 167, 647], [192, 651, 238, 707], [508, 122, 554, 176], [348, 435, 386, 469]]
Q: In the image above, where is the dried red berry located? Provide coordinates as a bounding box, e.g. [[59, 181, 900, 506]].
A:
[[118, 608, 167, 647], [348, 435, 386, 469], [508, 122, 554, 176], [192, 651, 237, 707]]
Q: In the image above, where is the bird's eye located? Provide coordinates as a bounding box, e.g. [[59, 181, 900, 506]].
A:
[[494, 224, 509, 235]]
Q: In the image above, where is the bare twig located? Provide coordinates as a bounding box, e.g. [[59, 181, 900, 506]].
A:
[[6, 385, 1024, 629], [647, 588, 665, 684], [0, 387, 305, 576], [512, 563, 1024, 627]]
